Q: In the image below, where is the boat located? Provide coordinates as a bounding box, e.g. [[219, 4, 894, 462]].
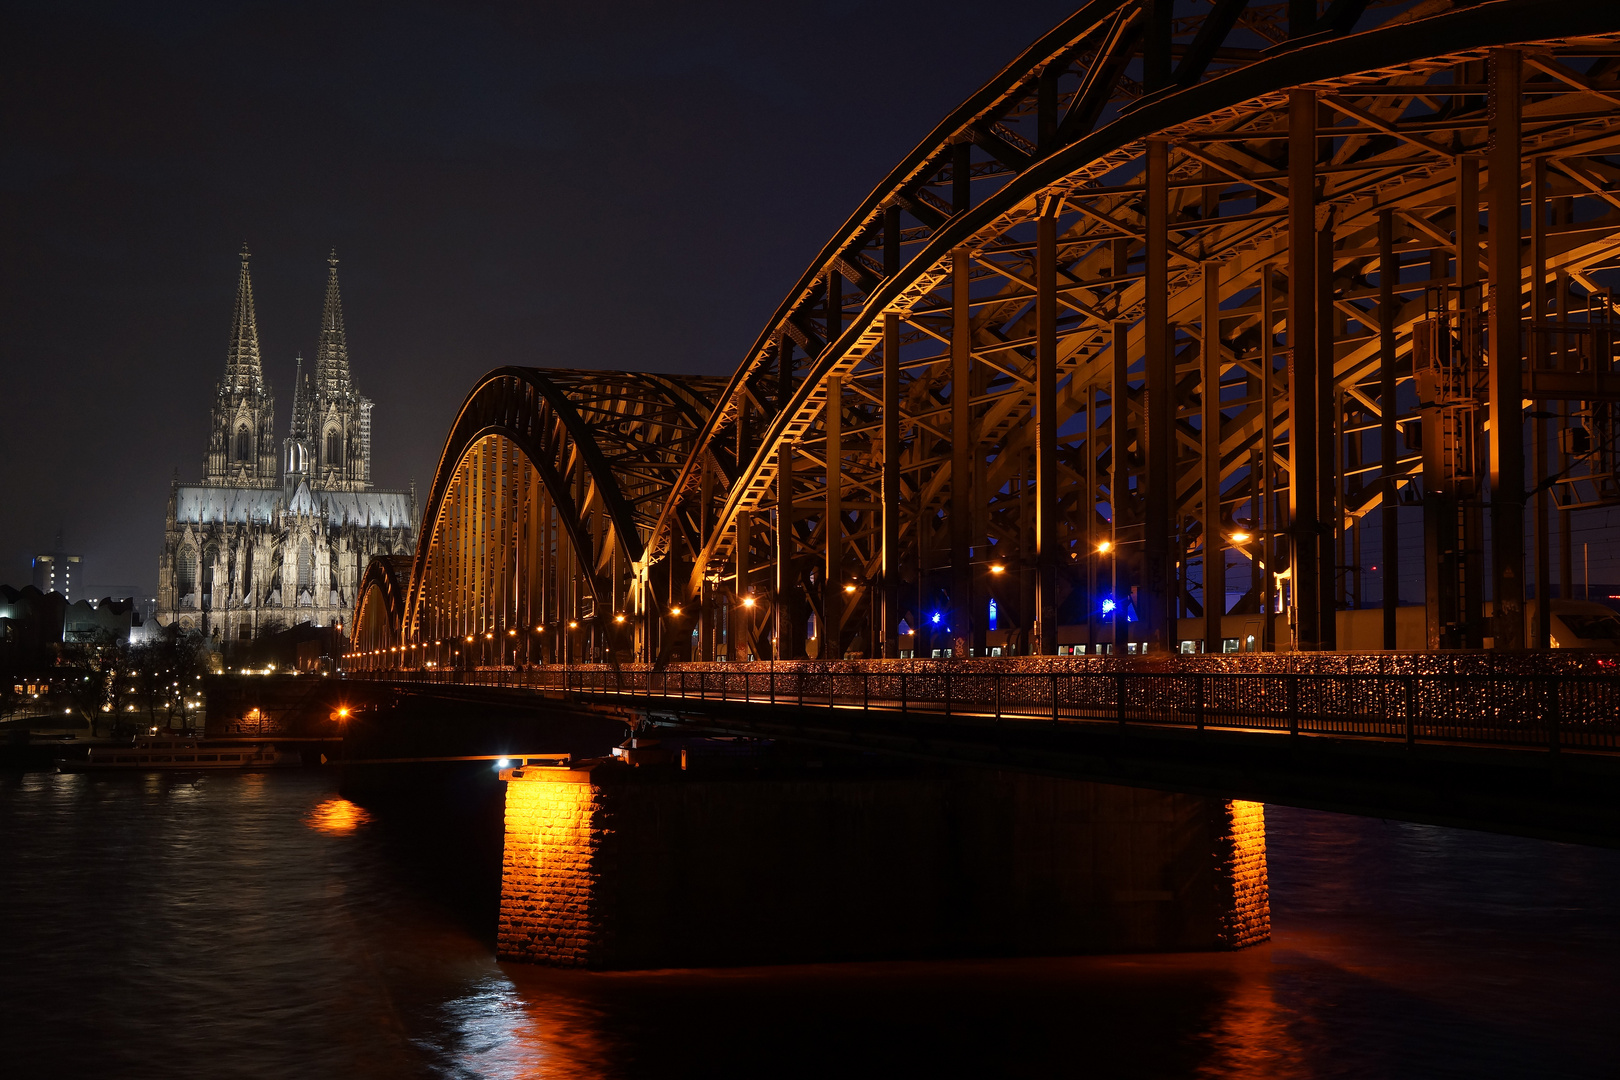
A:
[[56, 739, 302, 773]]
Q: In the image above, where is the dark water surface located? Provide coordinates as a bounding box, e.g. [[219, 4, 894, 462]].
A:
[[2, 769, 1617, 1079]]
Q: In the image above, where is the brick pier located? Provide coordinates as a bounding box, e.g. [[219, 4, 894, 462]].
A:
[[498, 761, 1268, 969]]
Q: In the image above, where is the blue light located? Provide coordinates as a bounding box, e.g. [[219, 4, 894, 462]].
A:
[[1100, 598, 1117, 615], [987, 599, 998, 630], [931, 611, 942, 625]]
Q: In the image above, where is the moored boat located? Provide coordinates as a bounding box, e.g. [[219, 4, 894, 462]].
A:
[[56, 739, 301, 773]]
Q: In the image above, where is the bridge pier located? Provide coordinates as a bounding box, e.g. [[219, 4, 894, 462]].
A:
[[497, 758, 1268, 969]]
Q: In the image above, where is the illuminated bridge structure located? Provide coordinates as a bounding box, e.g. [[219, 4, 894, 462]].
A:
[[342, 1, 1620, 842]]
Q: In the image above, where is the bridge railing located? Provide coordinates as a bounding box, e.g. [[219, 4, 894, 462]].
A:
[[362, 665, 1620, 754]]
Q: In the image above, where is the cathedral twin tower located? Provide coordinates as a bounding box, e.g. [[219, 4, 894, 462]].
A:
[[155, 247, 416, 643]]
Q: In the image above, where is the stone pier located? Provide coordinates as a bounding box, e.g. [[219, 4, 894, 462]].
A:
[[497, 760, 1268, 969]]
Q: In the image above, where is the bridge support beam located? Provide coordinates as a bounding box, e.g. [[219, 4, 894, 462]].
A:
[[1288, 88, 1321, 650], [824, 375, 844, 659], [497, 760, 1269, 969], [882, 312, 901, 659], [1143, 138, 1174, 653], [1203, 263, 1224, 654], [1487, 47, 1526, 649], [776, 442, 798, 661], [951, 247, 975, 656], [1035, 196, 1060, 655]]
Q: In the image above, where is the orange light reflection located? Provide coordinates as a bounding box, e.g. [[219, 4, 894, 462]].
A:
[[306, 798, 373, 835]]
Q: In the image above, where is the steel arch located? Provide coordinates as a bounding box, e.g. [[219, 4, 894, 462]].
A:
[[396, 368, 723, 664], [352, 554, 411, 668], [640, 0, 1620, 663]]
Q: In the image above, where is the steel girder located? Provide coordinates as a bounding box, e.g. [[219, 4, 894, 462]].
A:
[[352, 554, 411, 667], [635, 0, 1620, 661], [394, 368, 723, 665], [360, 0, 1620, 671]]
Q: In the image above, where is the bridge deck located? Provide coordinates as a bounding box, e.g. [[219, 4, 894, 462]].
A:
[[369, 665, 1620, 757]]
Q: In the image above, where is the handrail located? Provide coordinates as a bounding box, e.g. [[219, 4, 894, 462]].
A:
[[347, 664, 1620, 754]]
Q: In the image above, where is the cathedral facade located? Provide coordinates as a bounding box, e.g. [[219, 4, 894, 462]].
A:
[[154, 247, 416, 643]]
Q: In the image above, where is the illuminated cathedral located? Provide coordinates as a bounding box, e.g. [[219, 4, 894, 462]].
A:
[[154, 247, 416, 642]]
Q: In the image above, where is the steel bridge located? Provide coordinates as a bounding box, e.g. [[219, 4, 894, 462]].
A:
[[352, 1, 1620, 677]]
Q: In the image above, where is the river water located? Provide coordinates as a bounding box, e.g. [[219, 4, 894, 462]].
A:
[[1, 769, 1616, 1079]]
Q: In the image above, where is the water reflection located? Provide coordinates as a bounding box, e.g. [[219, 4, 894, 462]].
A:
[[2, 771, 1617, 1079], [306, 797, 372, 834]]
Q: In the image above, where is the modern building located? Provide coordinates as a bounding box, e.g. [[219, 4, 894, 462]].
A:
[[31, 534, 82, 600], [154, 246, 416, 643]]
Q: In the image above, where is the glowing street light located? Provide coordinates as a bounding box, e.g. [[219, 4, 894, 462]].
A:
[[742, 597, 756, 608], [1231, 531, 1252, 543], [1097, 540, 1113, 554]]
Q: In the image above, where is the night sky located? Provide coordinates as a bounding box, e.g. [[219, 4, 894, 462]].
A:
[[7, 1, 1619, 602], [1, 0, 1078, 595]]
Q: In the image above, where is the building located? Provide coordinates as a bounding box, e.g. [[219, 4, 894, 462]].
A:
[[154, 247, 416, 643], [31, 533, 82, 600]]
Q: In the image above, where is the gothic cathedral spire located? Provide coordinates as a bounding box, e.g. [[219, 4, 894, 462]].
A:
[[206, 243, 277, 488], [313, 249, 352, 399], [224, 243, 265, 392], [285, 249, 373, 493]]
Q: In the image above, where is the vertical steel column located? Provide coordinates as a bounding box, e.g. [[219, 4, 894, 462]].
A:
[[882, 312, 901, 658], [1558, 256, 1573, 606], [1035, 196, 1060, 654], [776, 441, 797, 660], [1261, 265, 1277, 652], [1379, 210, 1401, 650], [1112, 320, 1130, 653], [735, 509, 751, 658], [1488, 48, 1525, 649], [1318, 214, 1339, 649], [1143, 137, 1173, 654], [1202, 264, 1223, 653], [824, 376, 844, 660], [1287, 88, 1320, 650], [1458, 155, 1484, 647], [1086, 383, 1098, 652], [951, 247, 975, 655], [1532, 156, 1551, 649]]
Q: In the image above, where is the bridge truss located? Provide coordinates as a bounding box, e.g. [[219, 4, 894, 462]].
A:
[[354, 0, 1620, 671]]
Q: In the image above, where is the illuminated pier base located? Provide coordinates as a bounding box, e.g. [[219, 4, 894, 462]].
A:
[[497, 762, 1268, 969]]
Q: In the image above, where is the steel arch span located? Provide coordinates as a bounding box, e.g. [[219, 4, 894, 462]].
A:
[[356, 0, 1620, 672], [357, 368, 724, 671]]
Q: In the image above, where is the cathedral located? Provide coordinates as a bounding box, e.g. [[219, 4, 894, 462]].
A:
[[154, 246, 416, 643]]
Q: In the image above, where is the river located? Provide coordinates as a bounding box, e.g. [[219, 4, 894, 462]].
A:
[[1, 769, 1616, 1078]]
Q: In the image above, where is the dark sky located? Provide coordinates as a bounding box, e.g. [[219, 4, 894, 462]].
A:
[[1, 0, 1079, 595]]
